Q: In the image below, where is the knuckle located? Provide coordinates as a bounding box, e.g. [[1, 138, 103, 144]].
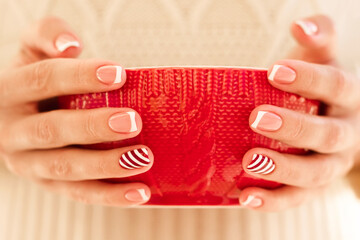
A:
[[84, 112, 103, 140], [332, 69, 346, 101], [68, 187, 91, 204], [96, 156, 116, 177], [33, 117, 59, 145], [29, 61, 52, 94], [72, 60, 89, 88], [291, 115, 306, 141], [301, 66, 317, 93], [310, 163, 333, 187], [102, 192, 119, 205], [319, 122, 342, 152], [48, 154, 73, 179]]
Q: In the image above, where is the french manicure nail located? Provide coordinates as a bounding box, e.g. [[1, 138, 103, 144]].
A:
[[119, 147, 151, 169], [247, 154, 275, 175], [251, 111, 282, 131], [241, 195, 263, 208], [96, 66, 123, 85], [295, 20, 318, 36], [109, 112, 137, 133], [55, 34, 80, 52], [268, 65, 296, 84], [125, 188, 150, 202]]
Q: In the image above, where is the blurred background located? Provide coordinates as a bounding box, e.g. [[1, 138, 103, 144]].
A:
[[1, 0, 360, 239]]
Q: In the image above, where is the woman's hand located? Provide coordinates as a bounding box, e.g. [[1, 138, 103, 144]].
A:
[[0, 17, 153, 206], [239, 15, 360, 211]]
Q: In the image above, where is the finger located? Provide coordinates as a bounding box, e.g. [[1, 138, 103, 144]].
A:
[[249, 105, 355, 153], [1, 108, 142, 152], [239, 185, 319, 211], [288, 14, 336, 64], [0, 58, 127, 107], [267, 59, 360, 110], [36, 179, 151, 206], [241, 148, 353, 188], [15, 16, 82, 66], [5, 145, 153, 181]]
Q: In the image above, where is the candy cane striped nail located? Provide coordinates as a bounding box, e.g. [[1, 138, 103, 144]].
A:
[[247, 154, 275, 175], [119, 148, 150, 169]]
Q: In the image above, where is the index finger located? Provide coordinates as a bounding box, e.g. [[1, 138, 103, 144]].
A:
[[267, 59, 360, 110], [0, 58, 126, 107]]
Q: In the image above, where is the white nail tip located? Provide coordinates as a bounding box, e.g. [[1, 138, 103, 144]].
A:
[[242, 195, 255, 206], [295, 20, 318, 36], [127, 111, 137, 132], [137, 189, 150, 201], [268, 65, 282, 81], [114, 66, 123, 84], [251, 111, 267, 129], [56, 41, 80, 52], [247, 154, 275, 175]]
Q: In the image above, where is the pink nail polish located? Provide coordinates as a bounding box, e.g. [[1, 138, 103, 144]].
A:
[[55, 34, 80, 52], [108, 112, 137, 133], [119, 147, 151, 169], [125, 188, 150, 202], [295, 20, 318, 36], [96, 66, 123, 85], [247, 154, 275, 175], [241, 195, 262, 208], [268, 65, 296, 84], [251, 111, 282, 131]]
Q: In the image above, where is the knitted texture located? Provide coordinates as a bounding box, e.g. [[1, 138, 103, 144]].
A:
[[59, 67, 319, 205]]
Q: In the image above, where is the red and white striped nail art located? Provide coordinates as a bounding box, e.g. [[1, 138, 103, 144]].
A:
[[247, 154, 275, 175], [119, 148, 150, 169]]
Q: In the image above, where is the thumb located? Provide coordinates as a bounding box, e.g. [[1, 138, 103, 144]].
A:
[[287, 14, 337, 65], [14, 16, 83, 66]]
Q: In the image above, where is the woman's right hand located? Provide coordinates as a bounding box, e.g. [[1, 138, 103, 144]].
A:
[[0, 17, 154, 206]]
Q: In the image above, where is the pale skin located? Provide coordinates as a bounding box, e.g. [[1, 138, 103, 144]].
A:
[[240, 15, 360, 211], [0, 17, 153, 206], [0, 15, 359, 210]]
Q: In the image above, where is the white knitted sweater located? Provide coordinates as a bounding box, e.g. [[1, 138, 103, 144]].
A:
[[1, 0, 360, 239]]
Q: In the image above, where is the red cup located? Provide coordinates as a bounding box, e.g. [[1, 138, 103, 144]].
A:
[[58, 66, 320, 206]]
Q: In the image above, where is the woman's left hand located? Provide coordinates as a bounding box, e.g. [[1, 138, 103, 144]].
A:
[[239, 15, 360, 211]]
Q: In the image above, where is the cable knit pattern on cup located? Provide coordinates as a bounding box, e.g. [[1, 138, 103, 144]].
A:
[[1, 0, 360, 239]]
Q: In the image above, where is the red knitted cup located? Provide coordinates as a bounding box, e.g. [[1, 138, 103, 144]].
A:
[[58, 66, 320, 206]]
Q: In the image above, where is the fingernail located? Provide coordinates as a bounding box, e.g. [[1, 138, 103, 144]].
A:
[[268, 65, 296, 84], [55, 34, 80, 52], [96, 66, 123, 85], [125, 188, 150, 202], [247, 154, 275, 175], [240, 195, 263, 208], [295, 20, 318, 36], [251, 111, 282, 131], [109, 112, 137, 133], [119, 147, 151, 169]]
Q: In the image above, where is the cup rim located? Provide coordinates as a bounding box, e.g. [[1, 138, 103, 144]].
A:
[[125, 65, 268, 71]]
